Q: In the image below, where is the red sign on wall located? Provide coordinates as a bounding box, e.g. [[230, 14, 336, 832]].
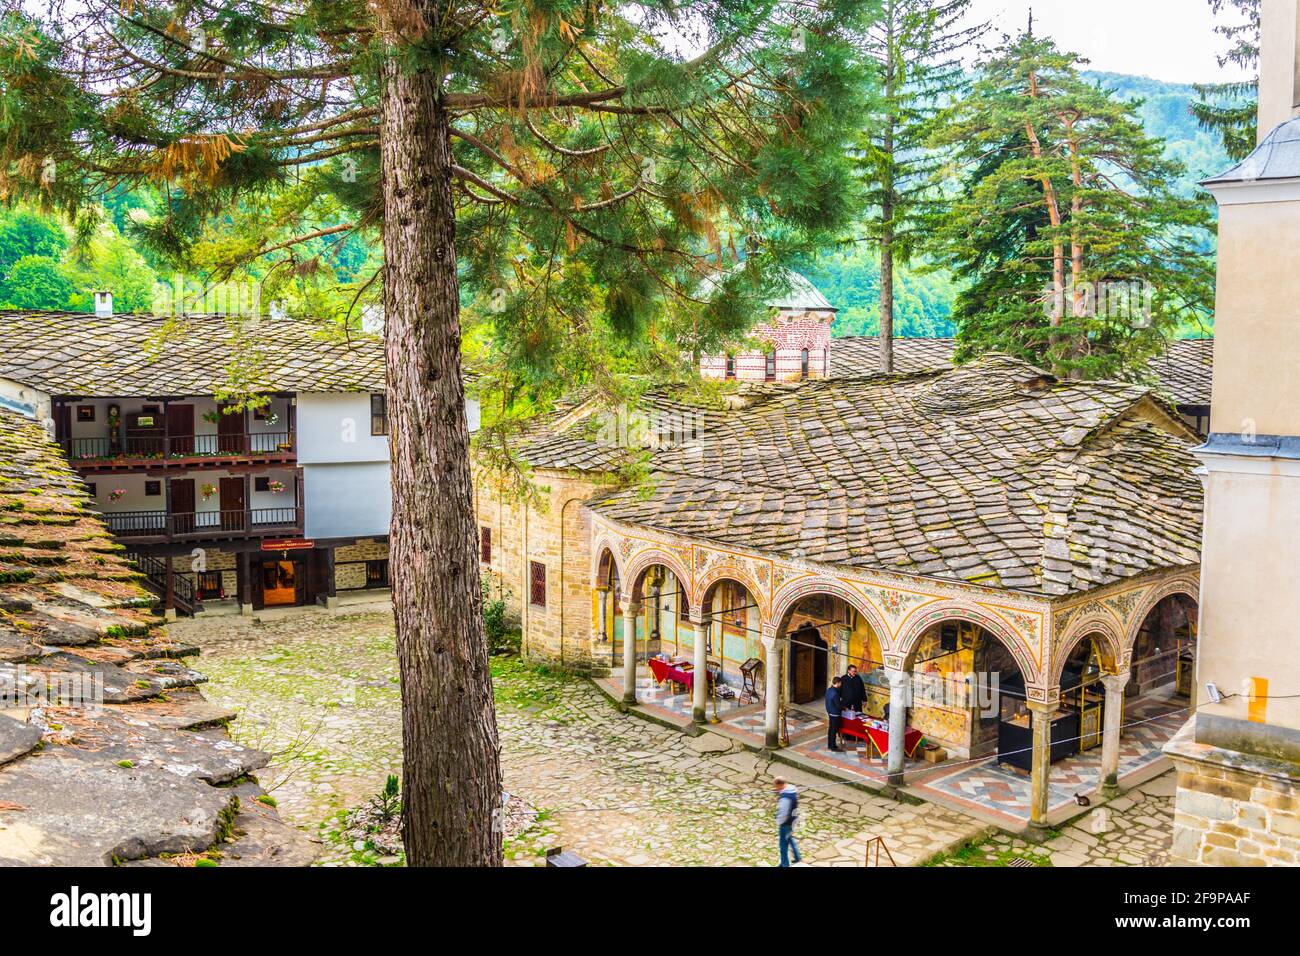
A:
[[261, 538, 315, 551]]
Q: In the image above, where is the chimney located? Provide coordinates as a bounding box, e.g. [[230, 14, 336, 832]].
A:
[[1257, 0, 1300, 142], [94, 290, 113, 318]]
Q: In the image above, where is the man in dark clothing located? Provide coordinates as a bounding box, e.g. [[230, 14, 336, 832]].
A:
[[840, 664, 867, 714], [825, 676, 844, 752]]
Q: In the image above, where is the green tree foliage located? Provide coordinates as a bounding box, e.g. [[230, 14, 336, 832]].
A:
[[0, 208, 65, 275], [0, 206, 158, 311], [1192, 0, 1259, 161], [798, 247, 956, 336], [930, 31, 1216, 380], [0, 254, 72, 309], [0, 1, 874, 866], [855, 0, 982, 369]]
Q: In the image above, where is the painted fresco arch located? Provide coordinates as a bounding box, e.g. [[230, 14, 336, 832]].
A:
[[694, 563, 768, 620], [893, 601, 1042, 686], [769, 577, 890, 649], [624, 547, 695, 608], [1050, 615, 1125, 687], [592, 536, 622, 591], [1126, 576, 1199, 652]]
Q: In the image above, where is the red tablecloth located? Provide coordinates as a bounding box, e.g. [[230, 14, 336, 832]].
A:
[[648, 658, 695, 691], [838, 715, 924, 758]]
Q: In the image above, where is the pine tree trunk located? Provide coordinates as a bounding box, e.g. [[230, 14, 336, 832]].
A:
[[879, 9, 897, 375], [379, 5, 502, 867], [879, 219, 895, 373]]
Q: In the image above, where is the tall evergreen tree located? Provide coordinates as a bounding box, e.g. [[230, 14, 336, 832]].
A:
[[1192, 0, 1260, 161], [856, 0, 982, 371], [0, 1, 870, 864], [931, 32, 1215, 381]]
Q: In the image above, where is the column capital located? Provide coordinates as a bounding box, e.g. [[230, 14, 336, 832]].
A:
[[621, 599, 642, 614], [760, 622, 778, 641], [1101, 671, 1131, 692], [688, 609, 708, 626], [1025, 698, 1057, 716]]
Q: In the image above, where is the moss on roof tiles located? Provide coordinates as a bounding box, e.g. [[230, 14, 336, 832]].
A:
[[0, 309, 385, 396]]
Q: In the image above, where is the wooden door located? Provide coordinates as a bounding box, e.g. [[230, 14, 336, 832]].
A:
[[167, 404, 194, 456], [219, 477, 245, 531], [171, 479, 195, 534], [217, 404, 245, 454], [793, 645, 814, 703]]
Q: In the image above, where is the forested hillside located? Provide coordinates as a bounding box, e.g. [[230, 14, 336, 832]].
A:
[[803, 70, 1231, 339], [0, 72, 1231, 334]]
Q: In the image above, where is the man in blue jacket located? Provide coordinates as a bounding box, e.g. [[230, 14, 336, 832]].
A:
[[773, 777, 801, 866], [825, 675, 844, 752]]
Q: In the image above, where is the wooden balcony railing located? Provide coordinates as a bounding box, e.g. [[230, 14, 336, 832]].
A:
[[64, 432, 295, 463], [101, 507, 302, 541]]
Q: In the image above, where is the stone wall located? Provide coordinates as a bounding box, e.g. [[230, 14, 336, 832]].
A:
[[1166, 720, 1300, 865], [336, 538, 390, 590], [474, 468, 601, 669]]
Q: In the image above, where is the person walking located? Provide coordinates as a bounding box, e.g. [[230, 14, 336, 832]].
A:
[[773, 777, 801, 867], [825, 676, 844, 752]]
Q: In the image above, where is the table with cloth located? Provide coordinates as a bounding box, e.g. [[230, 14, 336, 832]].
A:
[[837, 712, 925, 759], [648, 657, 700, 692]]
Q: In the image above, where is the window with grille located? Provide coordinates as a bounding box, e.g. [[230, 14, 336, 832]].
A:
[[725, 354, 736, 380], [365, 559, 389, 588], [800, 348, 810, 380], [370, 394, 388, 435], [529, 560, 546, 607], [480, 526, 491, 563], [196, 572, 222, 600], [765, 352, 776, 381]]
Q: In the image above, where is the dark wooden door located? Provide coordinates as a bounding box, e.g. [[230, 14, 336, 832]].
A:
[[171, 479, 195, 534], [54, 404, 71, 445], [167, 404, 194, 456], [219, 477, 245, 531], [217, 404, 245, 454], [793, 645, 814, 703]]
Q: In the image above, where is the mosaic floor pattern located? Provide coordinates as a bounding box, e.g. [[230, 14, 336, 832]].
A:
[[911, 706, 1187, 825], [601, 668, 752, 725]]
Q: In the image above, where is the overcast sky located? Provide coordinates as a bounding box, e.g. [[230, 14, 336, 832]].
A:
[[962, 0, 1255, 84]]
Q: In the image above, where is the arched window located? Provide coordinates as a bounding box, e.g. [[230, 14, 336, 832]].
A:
[[800, 348, 810, 380]]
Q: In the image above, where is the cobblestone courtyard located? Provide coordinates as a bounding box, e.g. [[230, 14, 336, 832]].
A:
[[173, 610, 1177, 867]]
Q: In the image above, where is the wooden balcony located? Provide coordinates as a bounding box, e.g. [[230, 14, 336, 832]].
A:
[[63, 432, 296, 471], [100, 506, 303, 544]]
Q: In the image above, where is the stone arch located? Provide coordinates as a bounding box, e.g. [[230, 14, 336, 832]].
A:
[[893, 601, 1041, 686], [1127, 576, 1199, 652], [592, 536, 622, 590], [695, 563, 768, 620], [1050, 615, 1125, 687], [769, 577, 890, 649], [624, 547, 695, 608]]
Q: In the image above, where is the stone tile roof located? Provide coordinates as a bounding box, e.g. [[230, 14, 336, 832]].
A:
[[1146, 338, 1213, 407], [511, 387, 730, 472], [0, 309, 385, 397], [589, 356, 1203, 597], [831, 337, 1214, 408], [0, 407, 311, 865], [1203, 116, 1300, 186]]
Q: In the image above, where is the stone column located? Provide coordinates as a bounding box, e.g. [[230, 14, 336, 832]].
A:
[[690, 612, 708, 724], [621, 599, 640, 705], [595, 587, 608, 642], [886, 668, 909, 786], [1100, 671, 1130, 796], [762, 628, 782, 750], [1027, 700, 1055, 829]]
